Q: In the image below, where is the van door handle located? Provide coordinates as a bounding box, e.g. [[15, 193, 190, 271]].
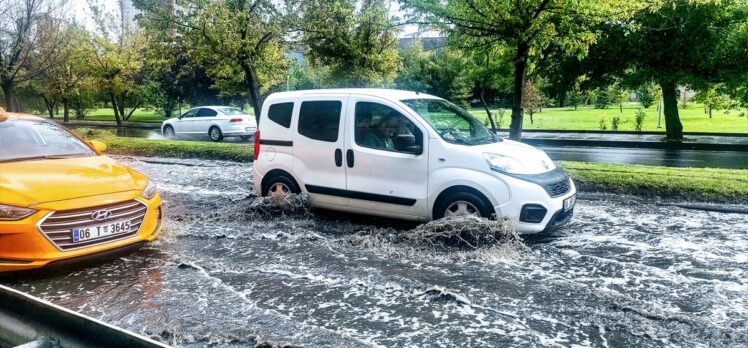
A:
[[346, 149, 354, 168], [334, 148, 342, 167]]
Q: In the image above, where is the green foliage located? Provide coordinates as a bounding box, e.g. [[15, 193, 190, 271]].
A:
[[301, 0, 399, 87], [598, 117, 607, 130], [693, 86, 731, 117], [583, 0, 748, 141], [637, 84, 659, 109], [559, 161, 748, 204], [395, 41, 474, 106], [634, 108, 646, 131], [404, 0, 644, 139], [611, 116, 621, 130]]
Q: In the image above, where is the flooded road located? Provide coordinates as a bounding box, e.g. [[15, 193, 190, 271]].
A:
[[2, 157, 747, 347]]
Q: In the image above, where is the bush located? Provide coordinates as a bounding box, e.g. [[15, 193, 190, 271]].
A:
[[635, 109, 646, 131], [598, 117, 608, 130], [611, 116, 621, 131]]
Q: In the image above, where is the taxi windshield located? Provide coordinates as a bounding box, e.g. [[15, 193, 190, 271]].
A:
[[401, 98, 499, 145], [0, 120, 96, 163]]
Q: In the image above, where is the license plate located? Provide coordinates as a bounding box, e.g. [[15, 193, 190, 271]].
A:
[[563, 194, 577, 212], [73, 219, 133, 243]]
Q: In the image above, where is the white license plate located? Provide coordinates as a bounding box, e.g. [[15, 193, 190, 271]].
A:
[[73, 219, 133, 243], [563, 194, 577, 212]]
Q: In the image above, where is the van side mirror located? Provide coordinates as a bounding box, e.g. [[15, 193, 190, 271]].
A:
[[404, 144, 423, 155]]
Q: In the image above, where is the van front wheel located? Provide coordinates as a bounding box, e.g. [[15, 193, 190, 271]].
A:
[[434, 191, 492, 219], [262, 174, 300, 197]]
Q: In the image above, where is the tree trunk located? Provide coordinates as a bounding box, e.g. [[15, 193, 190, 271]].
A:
[[557, 90, 566, 108], [509, 42, 529, 141], [110, 93, 122, 126], [116, 96, 126, 122], [42, 96, 55, 118], [529, 110, 534, 124], [62, 98, 70, 123], [620, 103, 623, 113], [660, 80, 683, 142], [2, 80, 20, 112], [708, 106, 712, 118], [480, 88, 497, 132], [242, 64, 263, 124]]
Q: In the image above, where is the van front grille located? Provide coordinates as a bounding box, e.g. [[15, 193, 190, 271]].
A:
[[38, 200, 147, 250], [544, 177, 571, 198]]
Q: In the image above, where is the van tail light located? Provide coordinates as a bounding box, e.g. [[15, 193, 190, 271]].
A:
[[230, 118, 243, 123], [253, 130, 260, 160]]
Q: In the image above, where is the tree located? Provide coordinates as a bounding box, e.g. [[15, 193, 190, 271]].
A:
[[33, 25, 95, 122], [584, 0, 748, 141], [0, 0, 68, 112], [637, 84, 659, 109], [138, 0, 293, 121], [522, 79, 543, 124], [694, 86, 730, 118], [301, 0, 399, 88], [404, 0, 643, 140], [395, 41, 475, 106]]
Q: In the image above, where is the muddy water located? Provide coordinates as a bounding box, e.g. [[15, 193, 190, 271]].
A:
[[2, 157, 747, 347]]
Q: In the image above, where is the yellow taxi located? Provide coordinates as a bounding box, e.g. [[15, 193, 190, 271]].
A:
[[0, 108, 162, 272]]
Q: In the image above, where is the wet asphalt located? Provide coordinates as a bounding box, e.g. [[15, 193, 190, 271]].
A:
[[2, 156, 747, 347]]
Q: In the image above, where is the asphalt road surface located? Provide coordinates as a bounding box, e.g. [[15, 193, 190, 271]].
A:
[[2, 157, 746, 347], [539, 145, 748, 169]]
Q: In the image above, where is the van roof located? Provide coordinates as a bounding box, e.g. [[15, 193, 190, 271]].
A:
[[265, 88, 442, 102]]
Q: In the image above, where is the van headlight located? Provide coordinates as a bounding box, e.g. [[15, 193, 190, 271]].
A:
[[140, 180, 158, 199], [483, 153, 529, 174], [0, 204, 37, 221]]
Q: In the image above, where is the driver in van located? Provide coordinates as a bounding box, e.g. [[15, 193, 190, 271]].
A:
[[362, 114, 398, 150]]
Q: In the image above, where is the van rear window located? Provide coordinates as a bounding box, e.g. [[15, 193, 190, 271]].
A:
[[268, 102, 293, 128], [298, 101, 342, 142]]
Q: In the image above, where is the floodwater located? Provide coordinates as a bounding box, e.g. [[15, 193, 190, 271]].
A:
[[2, 157, 747, 347]]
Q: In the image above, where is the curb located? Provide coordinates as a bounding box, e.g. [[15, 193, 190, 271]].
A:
[[522, 138, 748, 152]]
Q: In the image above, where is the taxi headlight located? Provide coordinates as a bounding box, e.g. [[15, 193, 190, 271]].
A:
[[0, 204, 37, 221], [140, 180, 158, 199]]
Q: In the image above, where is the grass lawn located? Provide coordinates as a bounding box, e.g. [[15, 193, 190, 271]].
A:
[[75, 130, 748, 204], [559, 161, 748, 204], [42, 108, 167, 123], [470, 102, 748, 133]]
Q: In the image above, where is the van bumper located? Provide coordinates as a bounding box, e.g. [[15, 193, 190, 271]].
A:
[[493, 171, 577, 234]]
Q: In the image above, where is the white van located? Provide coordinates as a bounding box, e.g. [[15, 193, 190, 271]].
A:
[[252, 89, 576, 233]]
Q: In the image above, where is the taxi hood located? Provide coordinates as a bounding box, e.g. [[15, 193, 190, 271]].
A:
[[0, 156, 149, 207]]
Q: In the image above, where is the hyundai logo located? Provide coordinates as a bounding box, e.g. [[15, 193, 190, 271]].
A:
[[91, 209, 112, 221]]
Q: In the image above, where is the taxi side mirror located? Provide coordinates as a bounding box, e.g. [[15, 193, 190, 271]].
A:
[[89, 140, 107, 153]]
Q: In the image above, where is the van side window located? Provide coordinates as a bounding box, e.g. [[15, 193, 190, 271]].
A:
[[298, 101, 342, 142], [355, 102, 422, 153], [268, 102, 293, 128]]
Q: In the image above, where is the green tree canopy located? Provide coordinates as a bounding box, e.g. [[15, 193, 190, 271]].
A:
[[301, 0, 400, 87], [403, 0, 644, 140]]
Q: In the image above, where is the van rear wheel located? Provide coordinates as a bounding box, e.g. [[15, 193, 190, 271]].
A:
[[262, 174, 300, 197], [434, 191, 492, 219]]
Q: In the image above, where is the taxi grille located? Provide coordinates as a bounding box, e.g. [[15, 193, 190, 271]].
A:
[[38, 200, 147, 251]]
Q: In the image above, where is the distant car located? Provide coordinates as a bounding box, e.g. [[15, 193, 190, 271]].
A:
[[161, 106, 257, 142], [0, 109, 163, 272]]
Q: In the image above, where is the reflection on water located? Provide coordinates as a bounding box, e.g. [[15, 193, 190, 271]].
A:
[[3, 157, 747, 347]]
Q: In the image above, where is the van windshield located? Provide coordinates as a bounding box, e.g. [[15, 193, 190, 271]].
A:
[[401, 99, 499, 145]]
